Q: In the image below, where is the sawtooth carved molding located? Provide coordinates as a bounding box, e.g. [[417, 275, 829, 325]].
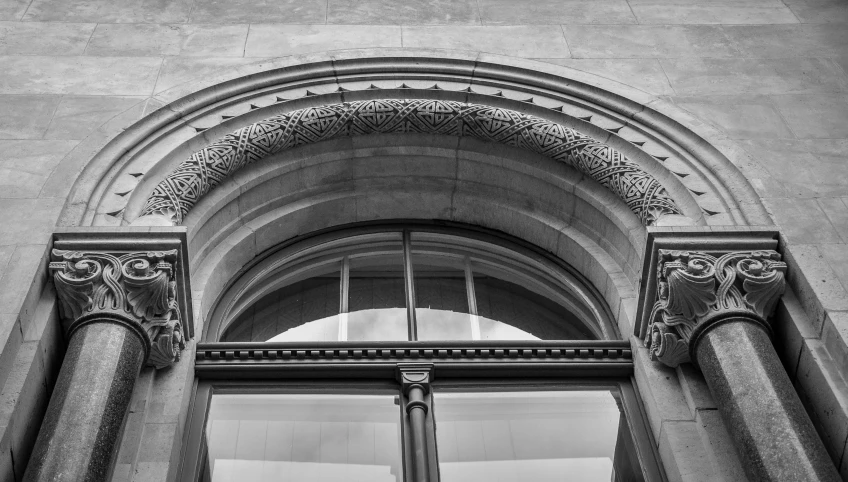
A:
[[50, 249, 185, 369], [645, 249, 786, 368], [141, 98, 682, 225]]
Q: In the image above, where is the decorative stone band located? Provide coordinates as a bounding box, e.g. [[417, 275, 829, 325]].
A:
[[141, 98, 682, 226], [645, 249, 786, 368], [193, 341, 633, 378], [49, 249, 186, 369]]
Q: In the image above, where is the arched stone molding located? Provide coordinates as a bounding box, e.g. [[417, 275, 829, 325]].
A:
[[54, 50, 771, 232], [140, 98, 682, 226]]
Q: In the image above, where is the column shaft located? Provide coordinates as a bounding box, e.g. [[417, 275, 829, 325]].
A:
[[695, 320, 841, 482], [406, 385, 431, 482], [24, 321, 146, 482]]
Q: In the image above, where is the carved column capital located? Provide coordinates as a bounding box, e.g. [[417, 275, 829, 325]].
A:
[[396, 364, 433, 397], [645, 249, 786, 367], [48, 230, 193, 369]]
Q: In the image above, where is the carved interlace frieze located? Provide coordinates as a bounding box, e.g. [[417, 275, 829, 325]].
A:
[[141, 99, 682, 225], [49, 249, 185, 369], [645, 250, 786, 368]]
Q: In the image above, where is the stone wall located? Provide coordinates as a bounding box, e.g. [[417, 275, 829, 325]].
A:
[[1, 0, 847, 481]]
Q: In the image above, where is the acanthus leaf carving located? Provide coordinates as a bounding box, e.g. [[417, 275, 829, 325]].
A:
[[738, 253, 787, 319], [663, 253, 717, 319], [648, 322, 691, 367], [49, 249, 186, 369], [645, 249, 787, 369]]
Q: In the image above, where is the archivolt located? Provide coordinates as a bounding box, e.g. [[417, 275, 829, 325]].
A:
[[142, 98, 682, 225]]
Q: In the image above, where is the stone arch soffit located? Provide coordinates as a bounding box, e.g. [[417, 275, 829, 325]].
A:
[[73, 53, 770, 228], [142, 98, 682, 226]]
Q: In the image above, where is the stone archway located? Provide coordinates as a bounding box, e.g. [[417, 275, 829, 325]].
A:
[[139, 98, 682, 226]]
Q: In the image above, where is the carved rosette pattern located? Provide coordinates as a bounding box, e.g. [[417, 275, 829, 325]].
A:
[[645, 250, 787, 368], [141, 99, 682, 225], [49, 249, 185, 369]]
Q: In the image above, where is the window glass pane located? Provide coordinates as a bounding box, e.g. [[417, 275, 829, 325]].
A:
[[347, 249, 408, 341], [222, 266, 341, 342], [412, 253, 473, 341], [473, 263, 593, 340], [433, 390, 644, 482], [203, 393, 403, 482]]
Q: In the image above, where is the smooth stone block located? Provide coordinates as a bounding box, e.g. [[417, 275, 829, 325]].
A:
[[85, 24, 249, 57], [190, 0, 326, 23], [738, 139, 848, 198], [794, 338, 848, 464], [22, 0, 192, 23], [402, 26, 570, 58], [784, 244, 848, 333], [783, 0, 848, 24], [0, 0, 29, 20], [660, 58, 848, 95], [817, 198, 848, 244], [631, 5, 799, 24], [153, 57, 273, 94], [0, 140, 78, 197], [44, 96, 145, 140], [0, 22, 95, 56], [565, 25, 740, 59], [657, 420, 717, 482], [770, 94, 848, 139], [537, 58, 675, 95], [328, 0, 479, 24], [245, 25, 402, 58], [0, 95, 61, 139], [478, 0, 636, 25], [0, 56, 162, 95], [695, 321, 841, 482], [0, 199, 63, 245], [765, 198, 843, 245], [627, 0, 785, 4], [726, 24, 848, 58], [672, 95, 794, 139], [818, 244, 848, 297]]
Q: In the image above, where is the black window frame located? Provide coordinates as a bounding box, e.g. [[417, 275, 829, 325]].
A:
[[181, 222, 667, 482]]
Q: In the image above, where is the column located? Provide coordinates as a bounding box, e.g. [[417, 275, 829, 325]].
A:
[[24, 249, 186, 482], [397, 364, 434, 482], [644, 249, 840, 481]]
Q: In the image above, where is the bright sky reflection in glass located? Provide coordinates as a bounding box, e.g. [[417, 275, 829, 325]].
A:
[[221, 231, 595, 342], [434, 390, 644, 482], [203, 394, 402, 482]]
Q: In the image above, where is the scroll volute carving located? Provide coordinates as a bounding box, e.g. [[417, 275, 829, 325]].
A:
[[645, 250, 787, 368], [50, 249, 185, 369]]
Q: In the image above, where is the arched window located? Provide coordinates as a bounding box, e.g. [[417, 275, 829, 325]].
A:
[[217, 226, 610, 344], [186, 224, 664, 482]]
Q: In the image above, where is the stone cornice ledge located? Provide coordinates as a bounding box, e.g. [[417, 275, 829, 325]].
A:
[[50, 227, 194, 368], [635, 227, 782, 367], [194, 340, 633, 379]]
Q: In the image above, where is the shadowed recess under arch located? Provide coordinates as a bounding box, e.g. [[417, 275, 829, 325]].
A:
[[141, 98, 682, 225]]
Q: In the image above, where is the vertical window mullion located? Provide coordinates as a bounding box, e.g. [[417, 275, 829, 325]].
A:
[[464, 256, 481, 340], [402, 230, 418, 341], [338, 256, 350, 341]]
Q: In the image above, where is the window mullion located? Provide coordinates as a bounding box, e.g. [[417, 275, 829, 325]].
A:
[[338, 256, 350, 341], [403, 230, 418, 341], [464, 256, 481, 340]]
